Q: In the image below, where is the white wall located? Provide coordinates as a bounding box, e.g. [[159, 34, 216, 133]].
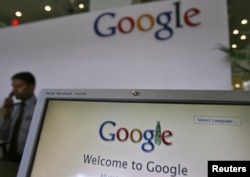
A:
[[0, 0, 230, 104]]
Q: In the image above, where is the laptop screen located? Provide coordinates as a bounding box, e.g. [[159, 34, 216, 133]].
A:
[[17, 89, 250, 177]]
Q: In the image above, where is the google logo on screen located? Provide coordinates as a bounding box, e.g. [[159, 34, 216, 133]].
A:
[[94, 1, 201, 41], [99, 121, 173, 153]]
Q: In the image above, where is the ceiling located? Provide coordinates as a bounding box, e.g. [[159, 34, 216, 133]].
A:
[[228, 0, 250, 49], [0, 0, 89, 26]]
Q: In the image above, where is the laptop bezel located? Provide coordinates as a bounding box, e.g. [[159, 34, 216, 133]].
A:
[[17, 89, 250, 177]]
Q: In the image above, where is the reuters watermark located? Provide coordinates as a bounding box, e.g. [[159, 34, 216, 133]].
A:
[[208, 161, 249, 177]]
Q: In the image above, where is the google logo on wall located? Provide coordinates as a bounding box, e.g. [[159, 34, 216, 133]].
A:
[[99, 121, 173, 153], [94, 1, 201, 41]]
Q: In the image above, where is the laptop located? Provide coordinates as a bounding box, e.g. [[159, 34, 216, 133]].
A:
[[17, 89, 250, 177]]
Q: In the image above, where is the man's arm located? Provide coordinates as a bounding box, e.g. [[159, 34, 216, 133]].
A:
[[2, 97, 14, 119], [0, 97, 14, 140]]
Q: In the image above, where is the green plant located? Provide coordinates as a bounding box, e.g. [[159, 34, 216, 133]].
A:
[[219, 44, 250, 74]]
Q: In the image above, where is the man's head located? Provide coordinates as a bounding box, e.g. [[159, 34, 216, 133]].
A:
[[11, 72, 36, 101]]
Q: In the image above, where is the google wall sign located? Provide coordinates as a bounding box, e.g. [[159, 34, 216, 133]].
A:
[[94, 1, 201, 41]]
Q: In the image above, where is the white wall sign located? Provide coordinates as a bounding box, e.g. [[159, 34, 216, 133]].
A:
[[0, 0, 230, 104]]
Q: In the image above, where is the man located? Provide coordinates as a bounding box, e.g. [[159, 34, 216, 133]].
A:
[[0, 72, 36, 162]]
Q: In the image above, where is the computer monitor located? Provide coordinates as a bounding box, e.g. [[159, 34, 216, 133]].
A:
[[17, 89, 250, 177]]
